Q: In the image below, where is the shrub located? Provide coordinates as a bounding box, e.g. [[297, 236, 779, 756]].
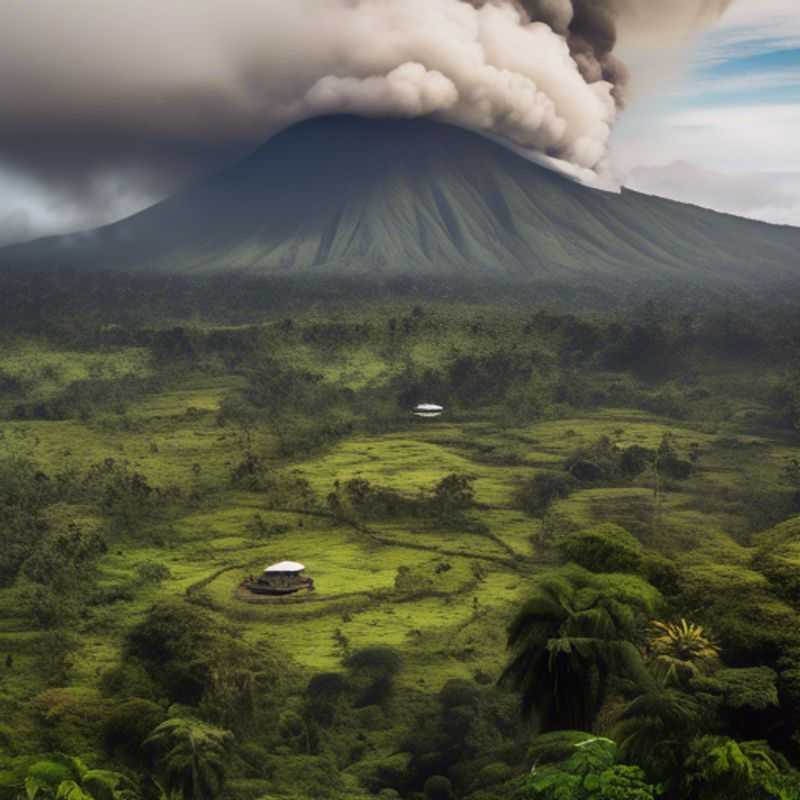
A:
[[514, 472, 576, 516], [559, 524, 643, 573], [345, 646, 403, 707], [349, 753, 412, 793], [0, 369, 22, 394], [430, 474, 475, 519], [424, 775, 453, 800], [438, 679, 480, 710], [527, 731, 595, 766], [678, 560, 799, 661], [100, 660, 158, 700], [715, 667, 779, 711], [135, 561, 171, 584], [475, 762, 513, 788], [104, 698, 166, 761], [642, 553, 681, 596], [306, 672, 349, 725], [126, 601, 216, 704], [565, 437, 621, 483], [32, 687, 111, 753], [751, 535, 800, 605], [619, 446, 653, 479]]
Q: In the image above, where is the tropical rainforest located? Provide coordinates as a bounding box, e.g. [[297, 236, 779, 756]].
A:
[[2, 270, 800, 800]]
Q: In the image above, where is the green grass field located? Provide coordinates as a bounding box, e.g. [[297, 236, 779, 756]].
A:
[[0, 349, 791, 696]]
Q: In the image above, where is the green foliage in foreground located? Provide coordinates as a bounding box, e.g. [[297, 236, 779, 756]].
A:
[[520, 738, 659, 800], [0, 754, 137, 800]]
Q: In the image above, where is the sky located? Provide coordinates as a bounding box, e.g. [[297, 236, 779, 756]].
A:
[[615, 0, 800, 225], [0, 0, 797, 245]]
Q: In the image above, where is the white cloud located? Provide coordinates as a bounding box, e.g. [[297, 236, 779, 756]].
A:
[[694, 0, 800, 63], [668, 69, 800, 99], [626, 161, 800, 227], [613, 103, 800, 180]]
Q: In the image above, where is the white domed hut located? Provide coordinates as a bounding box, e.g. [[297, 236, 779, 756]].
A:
[[248, 561, 314, 596]]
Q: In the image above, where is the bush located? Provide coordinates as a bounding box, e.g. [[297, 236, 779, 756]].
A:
[[514, 472, 576, 517], [565, 437, 621, 483], [348, 753, 412, 793], [475, 762, 513, 789], [306, 672, 349, 725], [559, 524, 643, 573], [126, 601, 216, 703], [0, 369, 22, 394], [104, 698, 166, 761], [100, 660, 158, 700], [438, 679, 480, 710], [345, 646, 403, 707], [526, 730, 595, 766], [642, 553, 681, 596], [424, 775, 453, 800], [430, 474, 475, 519]]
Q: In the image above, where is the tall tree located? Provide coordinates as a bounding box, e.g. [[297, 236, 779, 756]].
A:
[[502, 568, 655, 730], [144, 717, 233, 800]]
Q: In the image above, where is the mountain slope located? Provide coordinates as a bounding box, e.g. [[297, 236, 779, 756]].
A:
[[2, 115, 799, 287]]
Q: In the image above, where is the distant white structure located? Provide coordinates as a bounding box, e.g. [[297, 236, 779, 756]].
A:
[[413, 403, 444, 418]]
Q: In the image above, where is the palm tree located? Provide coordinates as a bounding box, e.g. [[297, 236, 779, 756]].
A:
[[648, 619, 720, 683], [614, 671, 703, 771], [501, 569, 652, 730], [144, 717, 233, 800]]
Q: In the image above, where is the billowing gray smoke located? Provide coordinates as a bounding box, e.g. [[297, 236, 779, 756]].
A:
[[0, 0, 732, 244]]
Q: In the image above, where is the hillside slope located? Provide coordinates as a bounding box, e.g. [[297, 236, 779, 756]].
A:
[[2, 115, 799, 288]]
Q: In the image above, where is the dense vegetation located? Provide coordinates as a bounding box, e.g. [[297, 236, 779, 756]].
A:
[[2, 275, 800, 799]]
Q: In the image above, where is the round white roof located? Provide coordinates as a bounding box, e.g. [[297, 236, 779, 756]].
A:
[[264, 561, 305, 573], [414, 403, 444, 412]]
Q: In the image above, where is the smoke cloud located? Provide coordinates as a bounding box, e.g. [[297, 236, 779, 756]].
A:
[[0, 0, 732, 244]]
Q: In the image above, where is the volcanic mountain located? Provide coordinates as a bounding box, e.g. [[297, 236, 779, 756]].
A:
[[2, 115, 799, 289]]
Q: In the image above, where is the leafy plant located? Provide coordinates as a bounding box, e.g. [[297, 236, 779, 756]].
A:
[[682, 736, 787, 800], [648, 620, 720, 682], [144, 716, 233, 800], [522, 738, 660, 800], [17, 756, 138, 800]]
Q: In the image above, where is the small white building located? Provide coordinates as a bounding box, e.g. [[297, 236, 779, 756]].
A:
[[250, 561, 314, 595]]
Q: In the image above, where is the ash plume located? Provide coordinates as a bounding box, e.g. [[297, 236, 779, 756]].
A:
[[0, 0, 732, 244]]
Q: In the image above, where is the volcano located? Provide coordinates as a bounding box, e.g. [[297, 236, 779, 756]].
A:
[[2, 115, 799, 289]]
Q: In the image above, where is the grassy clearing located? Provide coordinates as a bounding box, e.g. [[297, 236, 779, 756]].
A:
[[3, 391, 795, 704], [0, 341, 151, 395]]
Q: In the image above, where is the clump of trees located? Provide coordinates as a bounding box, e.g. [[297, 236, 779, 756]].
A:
[[514, 472, 576, 517], [564, 434, 694, 485], [323, 473, 477, 528]]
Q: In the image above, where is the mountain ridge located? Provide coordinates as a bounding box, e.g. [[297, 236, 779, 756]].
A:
[[2, 114, 799, 289]]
